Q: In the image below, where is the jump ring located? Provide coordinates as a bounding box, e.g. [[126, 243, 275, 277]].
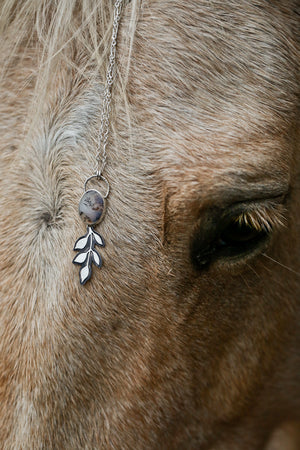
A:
[[84, 175, 110, 199]]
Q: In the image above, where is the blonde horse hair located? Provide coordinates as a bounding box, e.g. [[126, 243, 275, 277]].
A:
[[0, 0, 138, 127]]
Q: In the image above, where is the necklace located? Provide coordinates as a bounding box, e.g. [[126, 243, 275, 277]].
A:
[[73, 0, 124, 285]]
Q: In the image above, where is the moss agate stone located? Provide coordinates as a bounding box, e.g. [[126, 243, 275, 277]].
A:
[[79, 189, 105, 225]]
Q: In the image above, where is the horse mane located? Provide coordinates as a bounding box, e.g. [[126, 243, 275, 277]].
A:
[[0, 0, 138, 121]]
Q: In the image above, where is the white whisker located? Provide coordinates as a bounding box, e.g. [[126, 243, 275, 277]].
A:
[[262, 253, 300, 277]]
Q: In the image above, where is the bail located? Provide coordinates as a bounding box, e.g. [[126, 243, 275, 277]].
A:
[[84, 174, 110, 199]]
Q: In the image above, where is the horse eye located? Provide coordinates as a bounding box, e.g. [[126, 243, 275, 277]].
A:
[[191, 217, 269, 270], [218, 220, 267, 248]]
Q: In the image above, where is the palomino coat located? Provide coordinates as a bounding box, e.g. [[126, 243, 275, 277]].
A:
[[0, 0, 299, 448]]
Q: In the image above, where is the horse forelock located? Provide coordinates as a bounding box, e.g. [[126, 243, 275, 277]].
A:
[[0, 0, 138, 127]]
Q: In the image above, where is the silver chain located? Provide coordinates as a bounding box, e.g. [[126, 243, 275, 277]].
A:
[[95, 0, 124, 178]]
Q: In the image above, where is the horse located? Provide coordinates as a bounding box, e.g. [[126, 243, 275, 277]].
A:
[[0, 0, 299, 448]]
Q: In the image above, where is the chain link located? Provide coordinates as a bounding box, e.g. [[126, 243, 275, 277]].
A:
[[95, 0, 124, 178]]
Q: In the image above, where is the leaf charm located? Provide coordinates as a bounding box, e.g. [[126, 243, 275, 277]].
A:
[[73, 226, 105, 285], [80, 263, 92, 285], [74, 231, 90, 250], [93, 229, 105, 246], [73, 251, 89, 265], [92, 250, 102, 267]]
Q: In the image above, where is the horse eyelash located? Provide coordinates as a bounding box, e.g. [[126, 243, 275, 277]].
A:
[[235, 204, 287, 233]]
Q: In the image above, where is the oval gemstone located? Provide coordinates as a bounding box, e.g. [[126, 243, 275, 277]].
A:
[[79, 189, 105, 225]]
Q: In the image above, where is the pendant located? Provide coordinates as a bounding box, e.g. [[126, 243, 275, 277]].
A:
[[73, 179, 108, 285]]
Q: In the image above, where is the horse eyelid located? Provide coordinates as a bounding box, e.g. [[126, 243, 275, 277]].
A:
[[234, 203, 287, 233], [221, 192, 288, 233]]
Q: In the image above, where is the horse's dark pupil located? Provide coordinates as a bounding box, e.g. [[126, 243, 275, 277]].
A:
[[191, 218, 269, 271], [220, 221, 262, 245]]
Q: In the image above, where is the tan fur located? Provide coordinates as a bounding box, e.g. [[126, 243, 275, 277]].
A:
[[0, 0, 299, 448]]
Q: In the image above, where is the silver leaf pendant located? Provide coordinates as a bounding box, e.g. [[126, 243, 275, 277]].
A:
[[73, 184, 107, 285], [73, 226, 105, 285]]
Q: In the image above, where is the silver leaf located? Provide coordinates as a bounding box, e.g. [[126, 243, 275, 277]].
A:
[[92, 250, 102, 267], [73, 251, 89, 265], [80, 265, 91, 285], [74, 234, 90, 250], [92, 230, 105, 247]]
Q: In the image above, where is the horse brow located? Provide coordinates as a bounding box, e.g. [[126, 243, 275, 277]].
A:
[[206, 177, 290, 205]]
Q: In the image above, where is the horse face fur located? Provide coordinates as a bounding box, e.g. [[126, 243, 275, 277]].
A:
[[0, 0, 299, 448]]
